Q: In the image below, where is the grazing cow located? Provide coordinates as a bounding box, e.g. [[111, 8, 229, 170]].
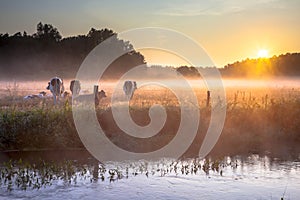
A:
[[24, 91, 47, 100], [46, 77, 65, 104], [62, 91, 70, 98], [73, 89, 107, 106], [96, 90, 107, 105], [123, 80, 137, 100], [70, 80, 81, 96]]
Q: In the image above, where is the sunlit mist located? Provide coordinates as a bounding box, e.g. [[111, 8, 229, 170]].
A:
[[257, 49, 269, 58]]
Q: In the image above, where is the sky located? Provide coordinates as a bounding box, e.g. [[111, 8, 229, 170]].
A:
[[0, 0, 299, 67]]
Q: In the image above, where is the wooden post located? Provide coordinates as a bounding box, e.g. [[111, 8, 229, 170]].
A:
[[94, 85, 99, 106], [264, 94, 268, 109], [93, 85, 99, 95], [206, 90, 210, 107]]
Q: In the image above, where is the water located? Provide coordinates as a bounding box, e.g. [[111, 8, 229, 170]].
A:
[[0, 151, 299, 200]]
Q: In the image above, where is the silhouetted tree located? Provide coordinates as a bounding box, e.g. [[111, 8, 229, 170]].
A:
[[0, 22, 299, 80], [221, 53, 300, 77], [177, 66, 200, 78], [33, 22, 62, 42], [0, 22, 146, 80]]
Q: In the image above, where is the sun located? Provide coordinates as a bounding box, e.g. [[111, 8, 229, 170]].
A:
[[257, 49, 269, 58]]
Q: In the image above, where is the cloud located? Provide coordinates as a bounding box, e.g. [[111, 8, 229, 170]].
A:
[[154, 0, 281, 17]]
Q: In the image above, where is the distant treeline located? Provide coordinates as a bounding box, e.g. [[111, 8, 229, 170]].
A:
[[220, 53, 300, 77], [0, 22, 299, 80], [0, 22, 145, 80], [175, 53, 300, 78]]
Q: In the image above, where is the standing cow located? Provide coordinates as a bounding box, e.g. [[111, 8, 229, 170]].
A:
[[123, 80, 137, 100], [70, 80, 81, 96], [46, 77, 65, 104]]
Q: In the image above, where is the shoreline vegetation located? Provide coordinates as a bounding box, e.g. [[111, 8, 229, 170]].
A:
[[0, 87, 299, 159], [0, 22, 300, 81]]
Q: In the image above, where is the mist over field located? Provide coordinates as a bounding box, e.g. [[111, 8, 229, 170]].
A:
[[1, 78, 299, 97]]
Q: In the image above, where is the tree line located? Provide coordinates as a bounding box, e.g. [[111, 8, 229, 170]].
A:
[[220, 53, 300, 78], [0, 22, 299, 80], [176, 53, 300, 78], [0, 22, 145, 80]]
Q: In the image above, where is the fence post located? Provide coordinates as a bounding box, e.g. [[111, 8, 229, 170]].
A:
[[94, 85, 99, 105], [94, 85, 99, 95], [206, 90, 211, 107]]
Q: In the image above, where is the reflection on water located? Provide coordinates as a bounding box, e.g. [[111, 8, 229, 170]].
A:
[[0, 150, 299, 199]]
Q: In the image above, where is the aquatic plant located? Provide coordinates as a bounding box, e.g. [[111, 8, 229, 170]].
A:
[[0, 157, 234, 191]]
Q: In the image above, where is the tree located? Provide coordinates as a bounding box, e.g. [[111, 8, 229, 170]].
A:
[[87, 28, 115, 46], [33, 22, 62, 42], [176, 66, 200, 77]]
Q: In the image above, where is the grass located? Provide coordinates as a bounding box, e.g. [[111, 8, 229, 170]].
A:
[[0, 102, 83, 150], [213, 96, 300, 157], [0, 84, 299, 158]]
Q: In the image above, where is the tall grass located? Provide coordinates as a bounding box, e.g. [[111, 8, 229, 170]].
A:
[[0, 86, 299, 157], [0, 100, 82, 150]]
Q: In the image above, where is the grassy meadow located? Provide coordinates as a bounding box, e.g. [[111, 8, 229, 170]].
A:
[[0, 79, 299, 159]]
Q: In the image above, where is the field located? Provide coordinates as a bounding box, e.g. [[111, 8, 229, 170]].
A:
[[0, 78, 299, 159]]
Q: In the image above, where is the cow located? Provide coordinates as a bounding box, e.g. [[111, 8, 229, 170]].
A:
[[73, 89, 107, 106], [123, 80, 137, 100], [46, 77, 65, 104], [24, 91, 47, 100], [70, 80, 81, 96], [96, 90, 107, 105], [62, 91, 70, 98]]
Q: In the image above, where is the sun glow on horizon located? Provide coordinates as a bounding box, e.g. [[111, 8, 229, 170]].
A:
[[257, 49, 269, 58]]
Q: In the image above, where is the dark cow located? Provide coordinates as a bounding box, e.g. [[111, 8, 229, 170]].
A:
[[123, 80, 137, 100], [70, 80, 81, 96], [73, 89, 107, 106], [46, 77, 65, 104], [96, 90, 107, 105], [62, 91, 70, 98]]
